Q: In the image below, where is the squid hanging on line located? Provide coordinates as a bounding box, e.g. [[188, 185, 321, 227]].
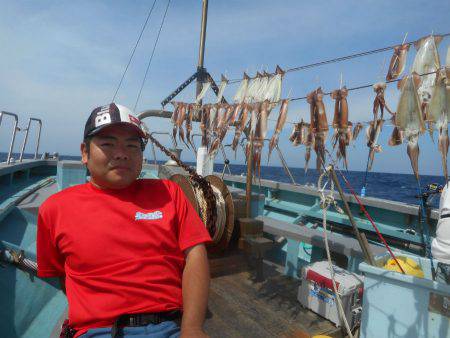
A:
[[209, 104, 238, 156], [412, 35, 443, 140], [252, 100, 269, 179], [386, 43, 410, 81], [267, 99, 289, 164], [176, 103, 190, 149], [307, 87, 329, 172], [170, 102, 180, 147], [395, 73, 426, 181], [199, 104, 211, 148], [185, 104, 197, 152], [428, 70, 449, 181], [331, 86, 352, 169], [366, 82, 390, 170], [231, 104, 250, 157], [352, 122, 364, 142], [288, 119, 313, 173]]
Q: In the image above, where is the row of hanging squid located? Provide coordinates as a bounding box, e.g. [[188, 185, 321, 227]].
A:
[[170, 65, 286, 179], [169, 34, 450, 182]]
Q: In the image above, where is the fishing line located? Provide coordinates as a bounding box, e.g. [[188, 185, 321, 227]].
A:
[[360, 151, 371, 197], [324, 149, 406, 274], [111, 0, 158, 102], [134, 0, 171, 112], [224, 32, 450, 84], [415, 177, 436, 280]]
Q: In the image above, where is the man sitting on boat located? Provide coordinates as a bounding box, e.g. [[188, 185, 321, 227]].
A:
[[432, 182, 450, 284], [37, 103, 211, 338]]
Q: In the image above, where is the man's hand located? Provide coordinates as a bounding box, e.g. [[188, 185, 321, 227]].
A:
[[181, 243, 210, 337]]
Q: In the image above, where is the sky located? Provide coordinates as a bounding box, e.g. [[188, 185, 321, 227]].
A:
[[0, 0, 449, 176]]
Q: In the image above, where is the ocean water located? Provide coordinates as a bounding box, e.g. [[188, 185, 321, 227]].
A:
[[1, 152, 444, 207]]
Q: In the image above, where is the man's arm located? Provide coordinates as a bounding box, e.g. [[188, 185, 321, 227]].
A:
[[180, 243, 210, 338]]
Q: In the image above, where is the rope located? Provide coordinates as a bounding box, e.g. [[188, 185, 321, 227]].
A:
[[111, 0, 158, 102], [2, 249, 38, 273], [193, 184, 209, 226], [317, 169, 354, 338], [184, 171, 227, 244], [134, 0, 171, 112], [225, 33, 450, 84]]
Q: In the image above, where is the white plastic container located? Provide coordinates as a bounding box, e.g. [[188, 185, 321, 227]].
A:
[[298, 261, 364, 327], [196, 146, 213, 176], [359, 253, 450, 338]]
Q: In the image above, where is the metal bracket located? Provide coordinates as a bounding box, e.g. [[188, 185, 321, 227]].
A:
[[0, 111, 19, 164], [161, 71, 198, 107], [160, 69, 228, 108]]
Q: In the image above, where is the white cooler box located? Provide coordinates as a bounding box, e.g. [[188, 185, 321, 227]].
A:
[[298, 261, 364, 327]]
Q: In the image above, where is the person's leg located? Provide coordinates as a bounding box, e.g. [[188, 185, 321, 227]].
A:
[[144, 321, 180, 338], [435, 262, 450, 284]]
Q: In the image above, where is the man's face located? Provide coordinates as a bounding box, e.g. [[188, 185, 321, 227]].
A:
[[81, 124, 143, 189]]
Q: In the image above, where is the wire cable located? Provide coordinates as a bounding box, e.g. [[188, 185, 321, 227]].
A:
[[226, 32, 450, 84], [111, 0, 158, 102], [134, 0, 171, 112], [290, 70, 439, 102]]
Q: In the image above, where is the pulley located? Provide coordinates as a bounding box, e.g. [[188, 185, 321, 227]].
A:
[[169, 174, 234, 253]]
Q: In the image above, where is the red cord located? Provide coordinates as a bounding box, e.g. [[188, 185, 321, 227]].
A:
[[337, 171, 406, 274]]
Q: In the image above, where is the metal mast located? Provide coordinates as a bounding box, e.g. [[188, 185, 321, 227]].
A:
[[196, 0, 208, 99], [160, 0, 226, 107]]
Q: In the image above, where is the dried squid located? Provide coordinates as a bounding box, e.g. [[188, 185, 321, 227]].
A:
[[366, 82, 389, 170], [253, 100, 270, 178], [386, 43, 410, 81], [412, 35, 442, 138], [428, 70, 449, 180], [352, 122, 364, 141], [395, 73, 426, 180], [307, 87, 329, 171], [331, 87, 351, 169], [268, 99, 289, 163]]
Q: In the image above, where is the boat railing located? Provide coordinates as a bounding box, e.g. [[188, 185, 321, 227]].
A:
[[19, 118, 42, 162], [0, 111, 19, 165]]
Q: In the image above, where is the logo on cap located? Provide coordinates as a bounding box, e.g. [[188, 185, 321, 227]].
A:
[[128, 114, 141, 126], [94, 105, 112, 127]]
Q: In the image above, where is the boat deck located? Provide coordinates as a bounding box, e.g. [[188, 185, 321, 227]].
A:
[[206, 253, 343, 338]]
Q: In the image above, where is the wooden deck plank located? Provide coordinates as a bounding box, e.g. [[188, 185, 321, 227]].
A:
[[205, 253, 343, 338]]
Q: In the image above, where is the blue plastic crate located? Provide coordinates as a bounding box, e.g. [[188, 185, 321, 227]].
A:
[[359, 253, 450, 338]]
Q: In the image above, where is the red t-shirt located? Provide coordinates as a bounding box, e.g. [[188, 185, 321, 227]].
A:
[[37, 179, 211, 336]]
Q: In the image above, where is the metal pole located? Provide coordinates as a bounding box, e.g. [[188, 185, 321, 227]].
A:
[[1, 111, 19, 165], [328, 165, 375, 265], [275, 145, 296, 185], [19, 119, 31, 162], [246, 141, 253, 218], [246, 119, 254, 218], [34, 119, 42, 159], [196, 0, 208, 99]]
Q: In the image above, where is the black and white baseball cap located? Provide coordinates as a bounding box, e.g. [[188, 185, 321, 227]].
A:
[[84, 103, 149, 140]]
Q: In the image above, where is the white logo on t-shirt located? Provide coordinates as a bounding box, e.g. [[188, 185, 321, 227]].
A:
[[135, 211, 163, 221]]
